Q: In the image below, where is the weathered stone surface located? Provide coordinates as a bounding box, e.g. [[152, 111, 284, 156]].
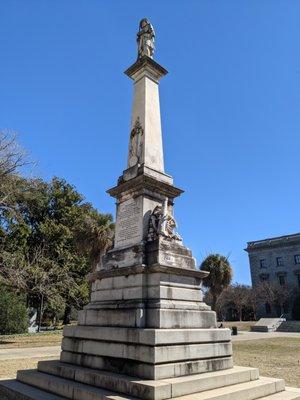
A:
[[1, 375, 297, 400], [78, 308, 145, 328], [89, 264, 209, 283], [63, 326, 231, 346], [146, 238, 196, 270], [90, 270, 207, 306], [36, 362, 259, 400], [60, 351, 233, 380], [91, 284, 203, 303], [0, 379, 66, 400], [163, 366, 259, 397], [61, 337, 232, 364], [145, 309, 217, 329], [78, 307, 216, 329], [91, 272, 203, 293], [259, 391, 300, 399], [38, 361, 171, 400], [14, 370, 286, 400], [100, 243, 146, 270]]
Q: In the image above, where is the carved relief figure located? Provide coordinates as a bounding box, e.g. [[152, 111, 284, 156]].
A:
[[164, 213, 181, 241], [147, 205, 165, 241], [128, 117, 144, 167], [137, 18, 155, 59], [147, 200, 182, 242]]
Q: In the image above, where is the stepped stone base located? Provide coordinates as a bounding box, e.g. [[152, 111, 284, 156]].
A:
[[1, 252, 298, 400], [65, 266, 231, 381], [1, 364, 300, 400], [60, 326, 232, 380]]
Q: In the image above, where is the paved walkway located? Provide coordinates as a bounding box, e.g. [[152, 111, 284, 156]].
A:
[[0, 346, 60, 361], [231, 331, 300, 341]]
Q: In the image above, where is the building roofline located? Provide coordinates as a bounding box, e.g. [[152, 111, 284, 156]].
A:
[[245, 232, 300, 252]]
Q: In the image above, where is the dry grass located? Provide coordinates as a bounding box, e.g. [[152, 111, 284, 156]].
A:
[[0, 357, 58, 379], [0, 331, 63, 349], [233, 337, 300, 388]]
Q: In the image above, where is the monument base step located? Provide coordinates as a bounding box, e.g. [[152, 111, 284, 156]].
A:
[[60, 350, 233, 380], [0, 362, 293, 400], [259, 390, 300, 400], [1, 371, 298, 400], [36, 361, 258, 400], [0, 379, 66, 400]]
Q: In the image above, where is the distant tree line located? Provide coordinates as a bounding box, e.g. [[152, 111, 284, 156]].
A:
[[0, 131, 114, 333], [200, 253, 300, 321]]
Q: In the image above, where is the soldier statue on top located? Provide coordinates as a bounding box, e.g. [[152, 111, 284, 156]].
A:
[[137, 18, 155, 59]]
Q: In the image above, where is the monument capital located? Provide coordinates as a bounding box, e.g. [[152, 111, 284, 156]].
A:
[[125, 56, 168, 84]]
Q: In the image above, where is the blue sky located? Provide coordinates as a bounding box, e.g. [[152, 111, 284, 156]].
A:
[[1, 1, 299, 284]]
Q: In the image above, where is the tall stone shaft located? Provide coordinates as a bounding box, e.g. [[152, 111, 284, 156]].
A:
[[106, 57, 183, 258], [125, 57, 167, 173]]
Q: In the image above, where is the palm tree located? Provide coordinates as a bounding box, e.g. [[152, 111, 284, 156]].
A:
[[200, 254, 233, 311]]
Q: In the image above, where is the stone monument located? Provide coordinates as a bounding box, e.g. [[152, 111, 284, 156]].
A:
[[1, 18, 299, 400]]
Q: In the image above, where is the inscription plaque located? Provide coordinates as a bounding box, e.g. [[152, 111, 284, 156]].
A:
[[114, 197, 142, 247]]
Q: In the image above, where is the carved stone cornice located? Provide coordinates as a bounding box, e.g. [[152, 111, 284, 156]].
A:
[[125, 56, 168, 83], [107, 174, 183, 201], [88, 264, 209, 282]]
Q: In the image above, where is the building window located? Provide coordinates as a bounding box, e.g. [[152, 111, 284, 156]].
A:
[[276, 257, 284, 266], [278, 275, 286, 286], [294, 255, 300, 264], [265, 303, 271, 314], [260, 259, 267, 268], [259, 274, 269, 282]]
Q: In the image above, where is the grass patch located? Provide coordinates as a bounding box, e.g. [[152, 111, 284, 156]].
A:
[[0, 331, 63, 349], [0, 357, 57, 379], [233, 337, 300, 388]]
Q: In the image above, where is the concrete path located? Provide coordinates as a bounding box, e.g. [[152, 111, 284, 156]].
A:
[[0, 346, 60, 361], [231, 331, 300, 341]]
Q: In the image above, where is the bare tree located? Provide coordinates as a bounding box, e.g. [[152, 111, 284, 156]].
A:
[[218, 284, 250, 321], [0, 130, 32, 211], [256, 281, 277, 308], [0, 131, 28, 178], [247, 286, 262, 321], [257, 281, 297, 316]]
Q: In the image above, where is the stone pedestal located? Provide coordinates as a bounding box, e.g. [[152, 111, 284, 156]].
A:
[[58, 260, 232, 381]]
